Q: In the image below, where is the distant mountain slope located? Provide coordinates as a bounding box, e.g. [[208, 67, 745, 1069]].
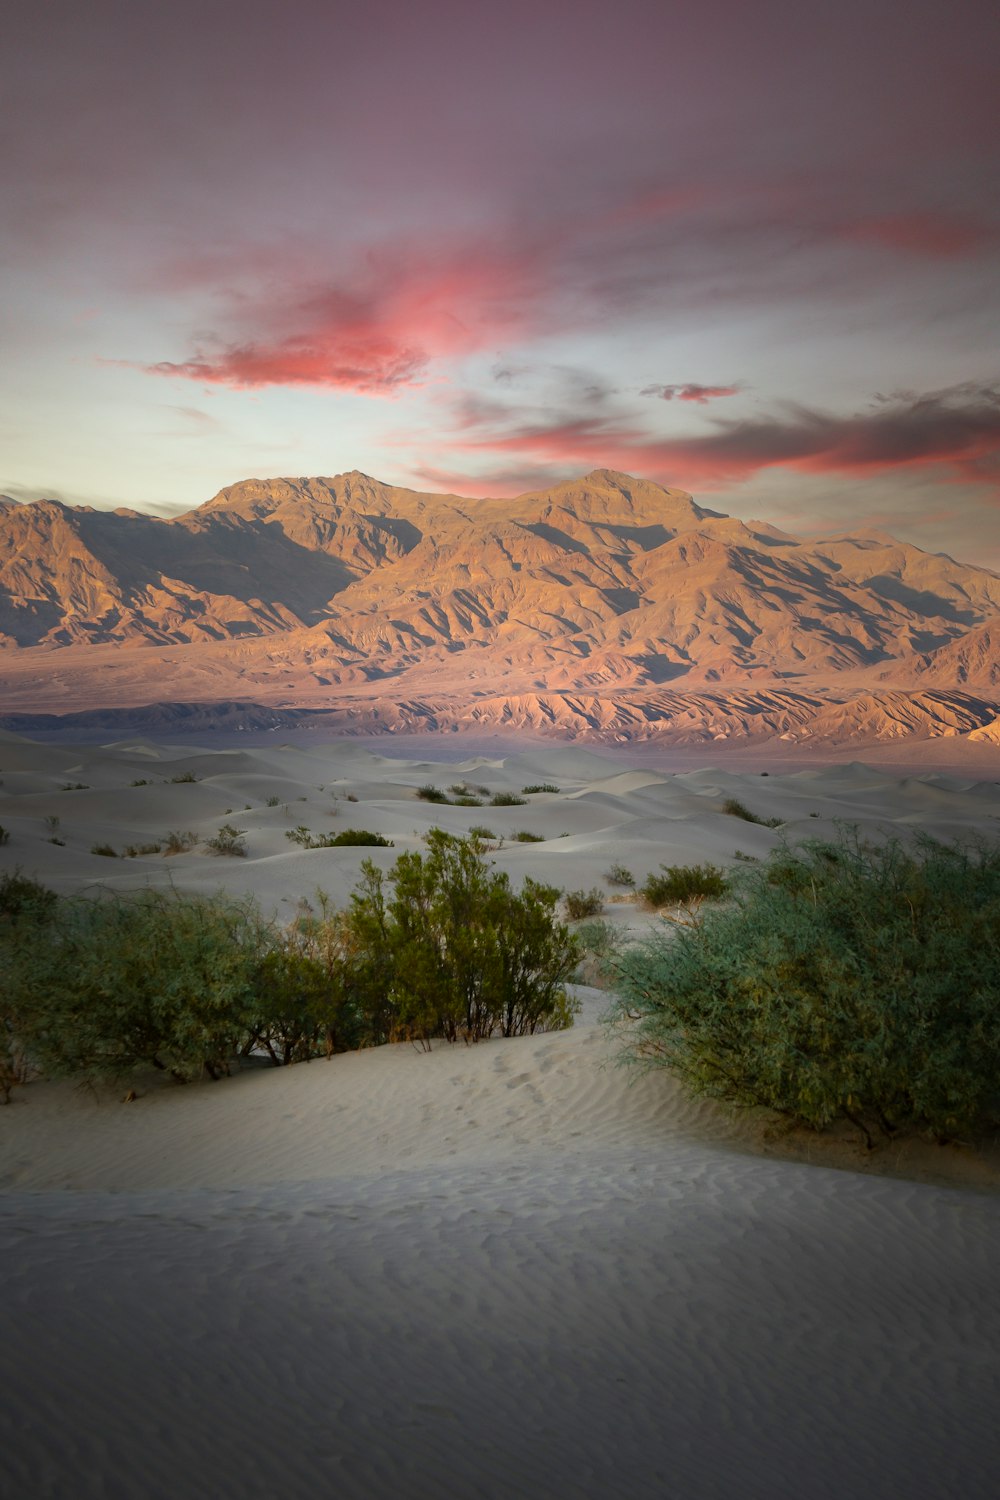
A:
[[2, 469, 999, 745]]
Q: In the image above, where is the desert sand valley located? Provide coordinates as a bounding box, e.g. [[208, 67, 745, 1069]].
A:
[[2, 728, 999, 1498]]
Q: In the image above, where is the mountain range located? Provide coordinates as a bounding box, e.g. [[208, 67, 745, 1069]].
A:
[[2, 469, 999, 745]]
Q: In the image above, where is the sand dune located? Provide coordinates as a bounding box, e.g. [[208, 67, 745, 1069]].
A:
[[2, 733, 1000, 1498]]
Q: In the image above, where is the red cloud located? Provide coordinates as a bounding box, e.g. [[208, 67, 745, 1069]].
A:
[[642, 383, 740, 404], [146, 244, 548, 395], [842, 212, 994, 259], [440, 385, 1000, 491]]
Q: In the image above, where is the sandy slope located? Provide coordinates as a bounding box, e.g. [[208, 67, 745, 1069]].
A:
[[2, 734, 1000, 1498]]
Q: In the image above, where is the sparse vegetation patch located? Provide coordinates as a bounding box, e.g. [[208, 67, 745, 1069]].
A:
[[721, 797, 783, 828], [640, 863, 728, 907]]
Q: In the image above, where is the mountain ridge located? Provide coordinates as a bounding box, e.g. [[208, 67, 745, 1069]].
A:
[[2, 469, 999, 746]]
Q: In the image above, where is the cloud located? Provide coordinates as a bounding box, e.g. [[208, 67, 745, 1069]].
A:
[[143, 241, 551, 395], [641, 383, 741, 404], [435, 382, 1000, 492], [838, 212, 996, 259]]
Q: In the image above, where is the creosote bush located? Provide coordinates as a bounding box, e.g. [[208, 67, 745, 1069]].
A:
[[565, 887, 604, 920], [163, 830, 198, 855], [522, 783, 559, 794], [639, 863, 728, 907], [326, 829, 393, 847], [721, 797, 783, 829], [347, 830, 579, 1043], [610, 831, 1000, 1146], [416, 784, 450, 804], [605, 862, 635, 888], [206, 824, 247, 857], [0, 834, 579, 1096], [490, 792, 527, 807]]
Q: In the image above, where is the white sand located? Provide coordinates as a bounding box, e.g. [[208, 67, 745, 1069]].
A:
[[2, 733, 1000, 1498]]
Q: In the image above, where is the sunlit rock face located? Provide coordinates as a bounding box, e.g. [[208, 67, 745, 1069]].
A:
[[2, 469, 999, 744]]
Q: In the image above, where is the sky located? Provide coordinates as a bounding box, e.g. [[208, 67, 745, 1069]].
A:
[[3, 0, 1000, 562]]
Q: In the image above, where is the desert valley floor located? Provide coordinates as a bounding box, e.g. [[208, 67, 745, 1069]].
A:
[[2, 730, 999, 1498]]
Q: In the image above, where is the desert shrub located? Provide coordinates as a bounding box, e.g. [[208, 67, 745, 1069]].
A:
[[0, 873, 59, 1100], [61, 782, 89, 791], [124, 842, 162, 858], [0, 870, 58, 926], [328, 829, 393, 847], [169, 771, 199, 784], [163, 829, 198, 855], [565, 887, 604, 920], [130, 778, 151, 787], [416, 784, 450, 804], [3, 889, 273, 1084], [90, 843, 119, 858], [513, 831, 545, 843], [344, 830, 579, 1044], [721, 796, 783, 828], [522, 783, 559, 794], [640, 863, 729, 907], [286, 825, 317, 847], [610, 832, 1000, 1145], [206, 823, 247, 857], [468, 824, 498, 841], [452, 795, 483, 807], [251, 899, 361, 1064], [490, 792, 527, 807], [344, 792, 359, 802], [572, 918, 624, 988], [0, 825, 8, 846], [264, 795, 281, 807], [605, 862, 635, 888]]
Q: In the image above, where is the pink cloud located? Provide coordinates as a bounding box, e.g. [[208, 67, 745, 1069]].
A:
[[145, 243, 550, 395], [436, 384, 1000, 491], [840, 212, 994, 259], [641, 383, 741, 404]]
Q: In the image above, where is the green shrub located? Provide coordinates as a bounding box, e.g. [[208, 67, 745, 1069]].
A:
[[605, 862, 635, 888], [90, 843, 119, 858], [453, 795, 483, 807], [522, 783, 559, 794], [721, 796, 783, 828], [3, 890, 271, 1084], [468, 825, 498, 841], [565, 887, 604, 920], [163, 829, 198, 855], [130, 779, 151, 787], [416, 784, 450, 804], [490, 792, 527, 807], [264, 795, 281, 807], [0, 870, 57, 926], [61, 782, 89, 791], [328, 829, 393, 847], [0, 825, 8, 847], [610, 832, 1000, 1146], [572, 918, 624, 987], [513, 831, 545, 843], [169, 771, 199, 784], [345, 830, 579, 1043], [640, 863, 728, 907], [206, 823, 247, 857]]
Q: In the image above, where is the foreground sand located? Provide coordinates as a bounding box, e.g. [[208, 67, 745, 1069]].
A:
[[2, 733, 1000, 1497]]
